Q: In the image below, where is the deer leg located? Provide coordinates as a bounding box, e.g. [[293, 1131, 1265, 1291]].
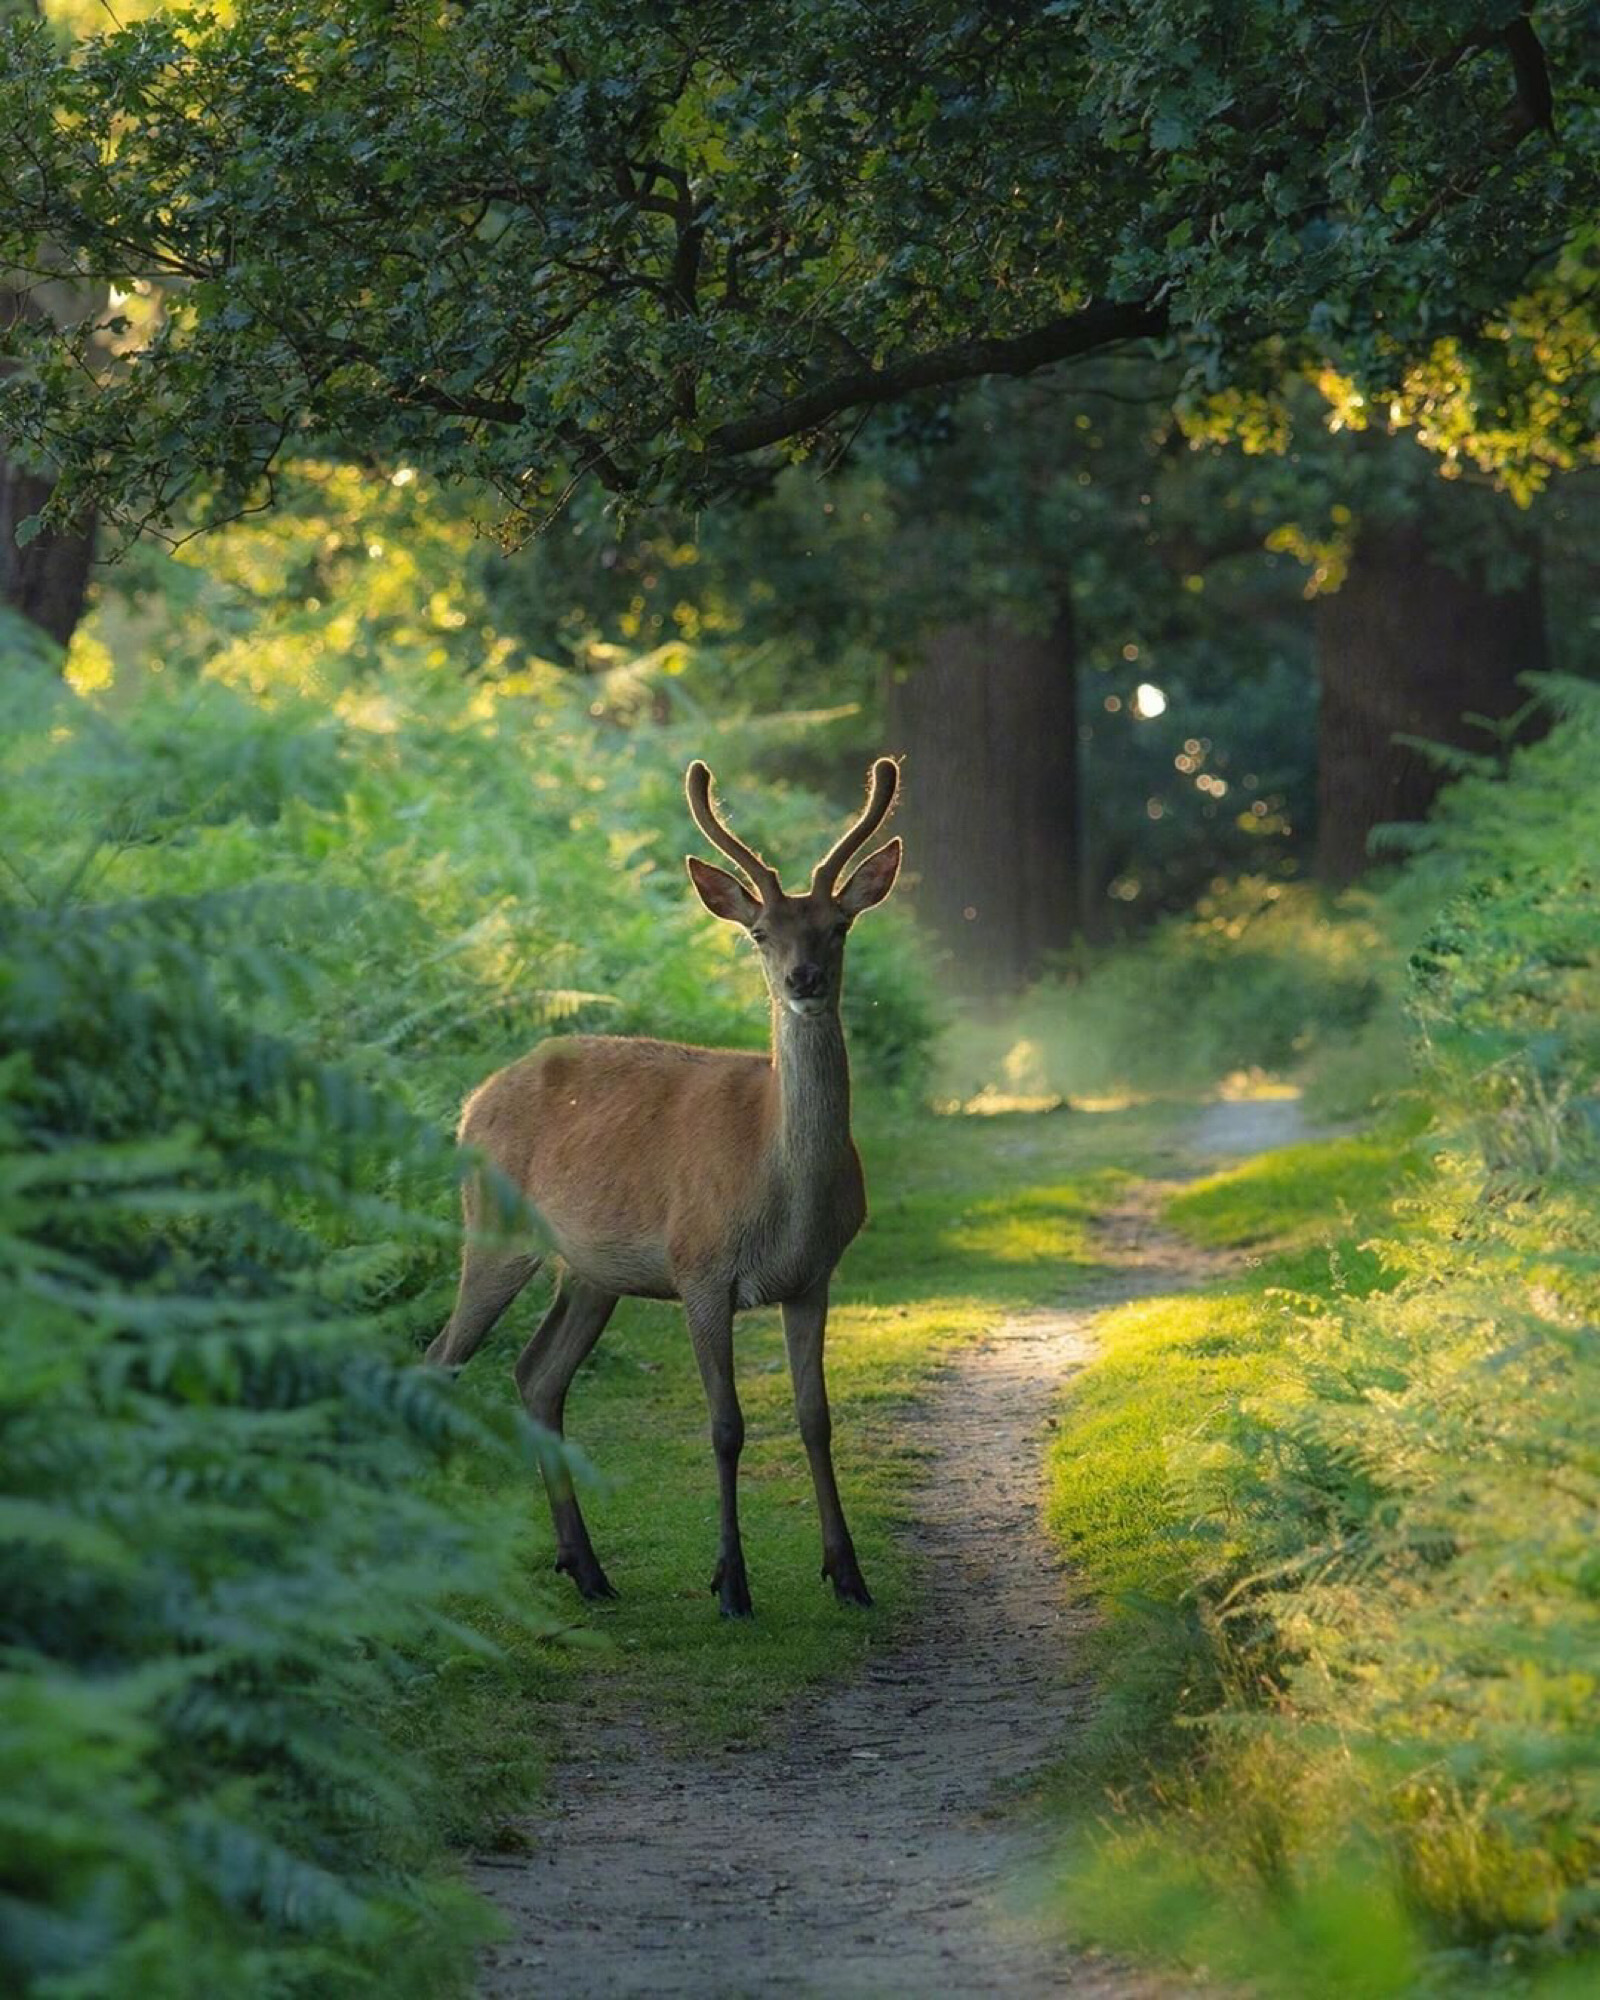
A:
[[782, 1286, 872, 1607], [685, 1288, 752, 1618], [513, 1278, 619, 1602], [425, 1244, 540, 1368]]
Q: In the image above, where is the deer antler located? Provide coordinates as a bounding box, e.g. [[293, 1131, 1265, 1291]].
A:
[[811, 757, 900, 896], [685, 761, 782, 900]]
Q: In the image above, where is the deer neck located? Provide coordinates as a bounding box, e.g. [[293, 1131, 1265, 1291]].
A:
[[769, 1000, 852, 1179]]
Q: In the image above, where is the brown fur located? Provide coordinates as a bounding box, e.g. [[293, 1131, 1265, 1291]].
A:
[[460, 1034, 829, 1297]]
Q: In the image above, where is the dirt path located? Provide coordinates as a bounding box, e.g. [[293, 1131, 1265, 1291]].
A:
[[474, 1098, 1306, 1997]]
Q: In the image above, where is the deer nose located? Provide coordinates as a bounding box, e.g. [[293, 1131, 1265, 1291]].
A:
[[786, 961, 826, 999]]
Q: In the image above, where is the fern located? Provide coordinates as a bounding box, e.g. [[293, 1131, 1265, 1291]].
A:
[[0, 735, 556, 1995]]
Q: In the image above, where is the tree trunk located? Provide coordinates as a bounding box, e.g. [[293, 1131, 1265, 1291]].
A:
[[1314, 522, 1546, 885], [886, 605, 1078, 992], [3, 269, 101, 656], [1, 454, 96, 652]]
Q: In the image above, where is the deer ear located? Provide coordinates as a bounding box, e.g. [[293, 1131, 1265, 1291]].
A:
[[687, 856, 762, 927], [837, 839, 901, 915]]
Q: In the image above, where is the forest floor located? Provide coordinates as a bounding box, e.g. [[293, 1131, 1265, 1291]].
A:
[[468, 1095, 1308, 1997]]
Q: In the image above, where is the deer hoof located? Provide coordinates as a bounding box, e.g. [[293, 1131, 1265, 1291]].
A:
[[823, 1560, 874, 1608], [556, 1554, 618, 1602], [710, 1560, 754, 1619]]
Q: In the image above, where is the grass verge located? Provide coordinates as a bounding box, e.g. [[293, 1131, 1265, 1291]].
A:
[[1042, 1124, 1600, 1996], [1045, 1128, 1419, 1779]]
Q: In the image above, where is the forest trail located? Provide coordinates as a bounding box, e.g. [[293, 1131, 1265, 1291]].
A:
[[473, 1096, 1307, 1997]]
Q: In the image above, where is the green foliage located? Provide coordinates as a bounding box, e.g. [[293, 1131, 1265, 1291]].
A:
[[2, 3, 1595, 537], [859, 375, 1323, 912], [1400, 675, 1600, 1178], [30, 678, 934, 1115], [0, 602, 62, 673], [1043, 683, 1600, 1992], [0, 699, 552, 1994]]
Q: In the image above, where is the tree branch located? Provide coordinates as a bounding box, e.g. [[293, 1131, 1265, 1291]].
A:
[[366, 296, 1169, 489], [390, 379, 524, 426], [705, 298, 1168, 456]]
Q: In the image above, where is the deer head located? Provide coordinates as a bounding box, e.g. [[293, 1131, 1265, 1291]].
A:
[[685, 758, 902, 1018]]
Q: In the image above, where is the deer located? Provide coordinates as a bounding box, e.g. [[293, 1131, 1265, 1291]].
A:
[[425, 757, 903, 1618]]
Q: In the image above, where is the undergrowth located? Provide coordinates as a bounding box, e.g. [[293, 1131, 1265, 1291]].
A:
[[1044, 677, 1600, 1994], [0, 874, 548, 1995]]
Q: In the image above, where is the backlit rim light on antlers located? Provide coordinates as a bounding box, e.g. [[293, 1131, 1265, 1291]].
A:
[[811, 757, 900, 896], [685, 760, 782, 900], [687, 757, 901, 902]]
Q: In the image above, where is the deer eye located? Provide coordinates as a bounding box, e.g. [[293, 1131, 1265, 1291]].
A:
[[750, 927, 768, 945]]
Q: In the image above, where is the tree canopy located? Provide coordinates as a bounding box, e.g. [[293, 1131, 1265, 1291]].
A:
[[3, 0, 1596, 541]]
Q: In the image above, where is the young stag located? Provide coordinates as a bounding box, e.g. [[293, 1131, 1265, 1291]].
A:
[[426, 758, 903, 1617]]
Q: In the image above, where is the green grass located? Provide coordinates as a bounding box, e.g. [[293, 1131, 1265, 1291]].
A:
[[399, 1099, 1182, 1829], [1166, 1127, 1423, 1251]]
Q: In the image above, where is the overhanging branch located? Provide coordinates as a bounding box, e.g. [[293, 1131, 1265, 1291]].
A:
[[387, 295, 1169, 496], [705, 298, 1169, 457]]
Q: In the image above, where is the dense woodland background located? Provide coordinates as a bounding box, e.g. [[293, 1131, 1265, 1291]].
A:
[[3, 2, 1598, 1995]]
